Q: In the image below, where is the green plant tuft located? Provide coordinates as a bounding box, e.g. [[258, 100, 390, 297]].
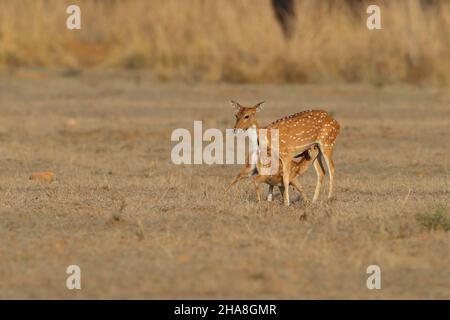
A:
[[416, 208, 450, 231]]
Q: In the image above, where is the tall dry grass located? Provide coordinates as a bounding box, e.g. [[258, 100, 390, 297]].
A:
[[0, 0, 449, 85]]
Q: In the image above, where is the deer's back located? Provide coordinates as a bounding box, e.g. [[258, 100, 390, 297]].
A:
[[267, 110, 340, 154]]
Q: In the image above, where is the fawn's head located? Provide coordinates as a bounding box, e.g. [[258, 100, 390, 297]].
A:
[[231, 101, 264, 132]]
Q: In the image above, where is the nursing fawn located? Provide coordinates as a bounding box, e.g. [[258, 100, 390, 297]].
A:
[[225, 146, 319, 203]]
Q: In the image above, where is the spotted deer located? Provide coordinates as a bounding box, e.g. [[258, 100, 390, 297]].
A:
[[225, 145, 319, 203], [229, 101, 340, 206]]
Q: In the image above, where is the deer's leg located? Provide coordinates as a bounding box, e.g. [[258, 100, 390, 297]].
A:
[[290, 178, 309, 203], [321, 147, 335, 199], [282, 159, 291, 206], [312, 155, 326, 203], [267, 185, 274, 202]]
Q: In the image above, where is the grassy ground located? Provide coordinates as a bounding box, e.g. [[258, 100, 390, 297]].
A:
[[0, 70, 449, 299], [1, 0, 449, 85]]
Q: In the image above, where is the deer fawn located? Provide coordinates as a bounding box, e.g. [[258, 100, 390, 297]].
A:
[[225, 146, 319, 203], [229, 101, 340, 206]]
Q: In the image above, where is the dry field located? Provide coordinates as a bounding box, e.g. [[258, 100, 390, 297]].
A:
[[0, 70, 449, 299]]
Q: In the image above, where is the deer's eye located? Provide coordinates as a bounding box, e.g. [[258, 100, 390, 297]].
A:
[[244, 115, 250, 119]]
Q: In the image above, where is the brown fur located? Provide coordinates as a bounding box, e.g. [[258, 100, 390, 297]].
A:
[[229, 101, 340, 205]]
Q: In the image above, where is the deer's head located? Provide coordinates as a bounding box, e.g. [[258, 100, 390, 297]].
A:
[[231, 101, 264, 132]]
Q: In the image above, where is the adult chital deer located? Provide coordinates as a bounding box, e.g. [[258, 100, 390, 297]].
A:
[[225, 146, 319, 203], [229, 101, 340, 206]]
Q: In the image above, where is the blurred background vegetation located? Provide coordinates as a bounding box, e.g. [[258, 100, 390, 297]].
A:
[[0, 0, 449, 85]]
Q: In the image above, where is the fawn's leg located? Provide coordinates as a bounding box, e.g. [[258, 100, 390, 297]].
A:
[[224, 163, 252, 193], [252, 176, 263, 202], [290, 178, 309, 203], [267, 185, 274, 201], [278, 185, 285, 199]]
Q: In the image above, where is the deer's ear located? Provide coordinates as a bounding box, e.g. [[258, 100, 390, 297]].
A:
[[230, 100, 242, 111], [254, 101, 265, 112]]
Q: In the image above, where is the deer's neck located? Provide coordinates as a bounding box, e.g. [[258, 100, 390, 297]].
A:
[[247, 125, 259, 152]]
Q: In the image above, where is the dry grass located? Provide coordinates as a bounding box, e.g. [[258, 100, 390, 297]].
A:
[[0, 71, 449, 298], [0, 0, 449, 85]]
